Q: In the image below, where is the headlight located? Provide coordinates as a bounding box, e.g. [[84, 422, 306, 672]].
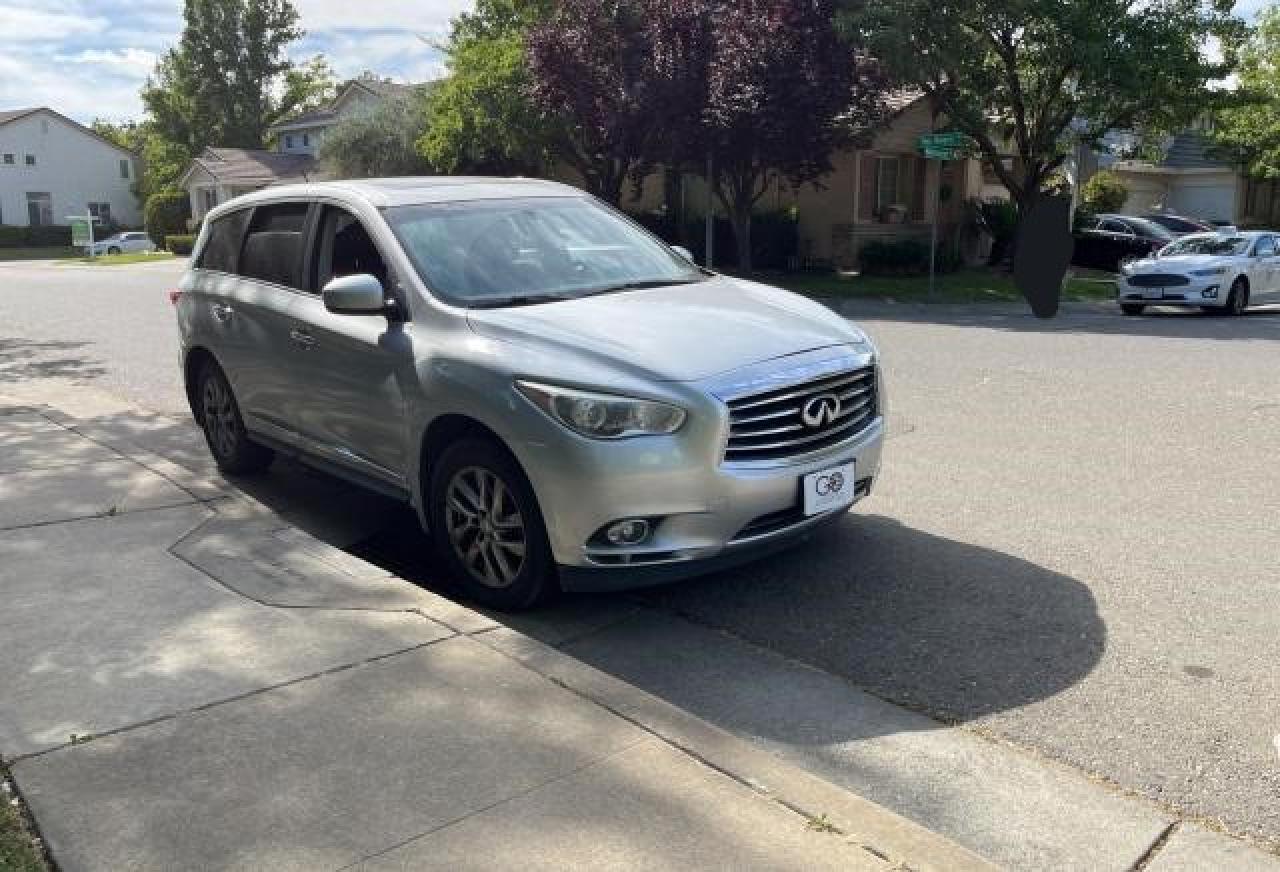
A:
[[516, 381, 686, 439], [1191, 267, 1227, 276]]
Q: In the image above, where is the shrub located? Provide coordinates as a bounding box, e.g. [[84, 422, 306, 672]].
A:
[[0, 225, 73, 248], [626, 208, 799, 270], [978, 198, 1018, 266], [144, 190, 191, 246], [858, 239, 931, 275], [1080, 170, 1129, 215], [164, 234, 196, 255]]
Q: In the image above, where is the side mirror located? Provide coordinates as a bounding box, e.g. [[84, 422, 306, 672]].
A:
[[322, 273, 387, 315], [671, 245, 695, 262]]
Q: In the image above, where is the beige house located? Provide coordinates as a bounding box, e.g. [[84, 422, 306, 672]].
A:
[[604, 93, 989, 269]]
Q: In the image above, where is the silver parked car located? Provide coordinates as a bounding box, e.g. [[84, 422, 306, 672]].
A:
[[89, 231, 155, 256], [175, 178, 885, 608]]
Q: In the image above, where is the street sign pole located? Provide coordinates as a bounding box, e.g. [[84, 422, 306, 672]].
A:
[[705, 149, 715, 270], [917, 131, 978, 301], [929, 160, 939, 300]]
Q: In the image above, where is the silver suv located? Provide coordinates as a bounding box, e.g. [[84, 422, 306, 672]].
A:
[[176, 178, 884, 608]]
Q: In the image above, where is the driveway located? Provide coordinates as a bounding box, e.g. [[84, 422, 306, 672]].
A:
[[2, 260, 1278, 861]]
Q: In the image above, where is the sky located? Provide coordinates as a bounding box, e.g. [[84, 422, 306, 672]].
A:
[[0, 0, 475, 123], [0, 0, 1271, 125]]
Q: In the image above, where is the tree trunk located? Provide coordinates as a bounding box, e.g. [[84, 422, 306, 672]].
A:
[[732, 208, 752, 272]]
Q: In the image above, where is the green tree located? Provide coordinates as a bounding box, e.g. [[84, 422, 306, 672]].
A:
[[141, 0, 334, 158], [1214, 6, 1280, 178], [1079, 170, 1129, 214], [320, 92, 434, 178], [843, 0, 1245, 218], [418, 0, 557, 175]]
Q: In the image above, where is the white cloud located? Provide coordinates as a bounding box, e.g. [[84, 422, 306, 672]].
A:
[[57, 48, 159, 74], [293, 0, 469, 33], [0, 4, 106, 40], [0, 53, 146, 121], [295, 29, 448, 83]]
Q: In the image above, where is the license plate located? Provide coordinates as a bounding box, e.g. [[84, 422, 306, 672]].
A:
[[802, 461, 856, 516]]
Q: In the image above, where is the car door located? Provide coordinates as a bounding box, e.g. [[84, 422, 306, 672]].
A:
[[215, 201, 310, 442], [1250, 235, 1278, 301], [283, 202, 414, 491]]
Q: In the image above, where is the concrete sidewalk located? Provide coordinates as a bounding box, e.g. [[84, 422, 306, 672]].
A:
[[0, 396, 991, 871]]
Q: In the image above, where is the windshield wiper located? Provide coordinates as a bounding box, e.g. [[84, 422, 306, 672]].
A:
[[578, 276, 707, 297], [469, 293, 573, 309]]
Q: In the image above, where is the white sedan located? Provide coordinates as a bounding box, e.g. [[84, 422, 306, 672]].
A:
[[88, 231, 156, 256], [1117, 231, 1280, 315]]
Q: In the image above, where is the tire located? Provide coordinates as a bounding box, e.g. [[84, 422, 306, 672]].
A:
[[1221, 278, 1248, 316], [1120, 304, 1145, 316], [428, 437, 557, 610], [107, 246, 121, 255], [195, 362, 273, 474]]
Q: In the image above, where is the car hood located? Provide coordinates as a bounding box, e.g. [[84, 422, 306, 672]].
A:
[[1133, 254, 1237, 272], [465, 275, 868, 382]]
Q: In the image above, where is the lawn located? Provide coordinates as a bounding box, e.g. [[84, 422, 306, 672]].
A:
[[0, 247, 79, 262], [59, 251, 177, 266], [0, 786, 45, 872], [746, 268, 1117, 304]]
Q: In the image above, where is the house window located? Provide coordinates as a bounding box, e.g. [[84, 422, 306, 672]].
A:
[[119, 159, 130, 179], [302, 133, 310, 147], [202, 189, 218, 212], [2, 154, 12, 165], [88, 202, 112, 227], [26, 192, 52, 226], [24, 154, 35, 166], [285, 135, 294, 148], [875, 157, 900, 212]]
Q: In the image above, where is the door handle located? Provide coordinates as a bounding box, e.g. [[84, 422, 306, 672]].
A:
[[210, 302, 234, 322], [289, 327, 316, 348]]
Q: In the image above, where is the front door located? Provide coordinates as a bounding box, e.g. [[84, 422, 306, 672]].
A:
[[1251, 235, 1279, 302], [285, 204, 413, 490]]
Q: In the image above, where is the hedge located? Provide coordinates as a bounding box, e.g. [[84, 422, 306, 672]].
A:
[[165, 234, 196, 255], [858, 238, 959, 276], [144, 190, 191, 247], [0, 224, 73, 248]]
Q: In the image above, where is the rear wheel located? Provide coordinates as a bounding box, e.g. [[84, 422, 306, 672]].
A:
[[1120, 304, 1145, 316], [428, 437, 557, 610], [196, 362, 273, 474]]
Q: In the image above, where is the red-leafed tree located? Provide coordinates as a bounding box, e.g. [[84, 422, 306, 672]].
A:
[[700, 0, 886, 270], [526, 0, 679, 204]]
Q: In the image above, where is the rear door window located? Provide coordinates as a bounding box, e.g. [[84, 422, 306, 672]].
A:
[[238, 202, 310, 288], [197, 209, 251, 273]]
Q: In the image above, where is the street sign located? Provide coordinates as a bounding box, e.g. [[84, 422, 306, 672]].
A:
[[917, 131, 975, 161], [69, 217, 92, 248]]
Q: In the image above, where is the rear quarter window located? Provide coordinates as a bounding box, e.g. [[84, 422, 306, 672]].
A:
[[196, 209, 251, 274]]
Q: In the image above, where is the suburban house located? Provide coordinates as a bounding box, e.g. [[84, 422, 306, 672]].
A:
[[603, 92, 992, 269], [1103, 118, 1280, 225], [181, 148, 319, 222], [0, 107, 140, 229], [181, 74, 424, 221]]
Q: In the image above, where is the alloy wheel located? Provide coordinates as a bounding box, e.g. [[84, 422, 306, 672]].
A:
[[445, 466, 527, 588], [201, 375, 237, 459]]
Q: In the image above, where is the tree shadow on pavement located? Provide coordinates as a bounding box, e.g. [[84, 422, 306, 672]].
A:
[[0, 338, 107, 383]]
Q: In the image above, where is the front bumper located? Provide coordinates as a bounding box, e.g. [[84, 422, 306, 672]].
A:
[[512, 350, 884, 591], [1117, 277, 1223, 306]]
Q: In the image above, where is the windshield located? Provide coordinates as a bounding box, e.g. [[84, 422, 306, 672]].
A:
[[1123, 218, 1175, 241], [385, 196, 705, 307], [1160, 235, 1249, 257]]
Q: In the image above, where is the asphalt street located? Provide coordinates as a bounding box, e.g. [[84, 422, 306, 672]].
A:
[[2, 258, 1278, 850]]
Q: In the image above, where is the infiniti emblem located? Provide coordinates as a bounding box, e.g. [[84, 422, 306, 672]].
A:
[[801, 393, 841, 428]]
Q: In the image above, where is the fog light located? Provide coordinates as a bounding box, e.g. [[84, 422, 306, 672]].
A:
[[1201, 286, 1219, 298], [605, 519, 651, 546]]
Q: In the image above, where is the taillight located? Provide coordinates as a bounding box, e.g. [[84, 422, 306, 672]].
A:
[[168, 290, 182, 305]]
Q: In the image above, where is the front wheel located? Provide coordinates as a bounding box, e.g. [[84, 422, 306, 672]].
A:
[[1221, 279, 1248, 316], [1120, 304, 1145, 316], [196, 362, 273, 474], [428, 438, 557, 610]]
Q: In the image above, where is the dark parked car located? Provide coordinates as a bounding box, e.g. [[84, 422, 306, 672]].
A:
[[1141, 213, 1215, 236], [1073, 214, 1175, 272]]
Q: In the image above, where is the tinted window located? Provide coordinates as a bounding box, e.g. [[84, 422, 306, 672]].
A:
[[1255, 236, 1276, 257], [1099, 220, 1130, 234], [311, 206, 390, 291], [1122, 218, 1175, 241], [239, 202, 309, 287], [197, 209, 251, 273]]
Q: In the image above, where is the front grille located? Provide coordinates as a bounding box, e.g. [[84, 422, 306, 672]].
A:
[[1127, 274, 1190, 287], [724, 366, 877, 463]]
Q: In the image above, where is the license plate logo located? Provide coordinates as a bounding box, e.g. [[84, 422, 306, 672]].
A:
[[803, 461, 856, 516]]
